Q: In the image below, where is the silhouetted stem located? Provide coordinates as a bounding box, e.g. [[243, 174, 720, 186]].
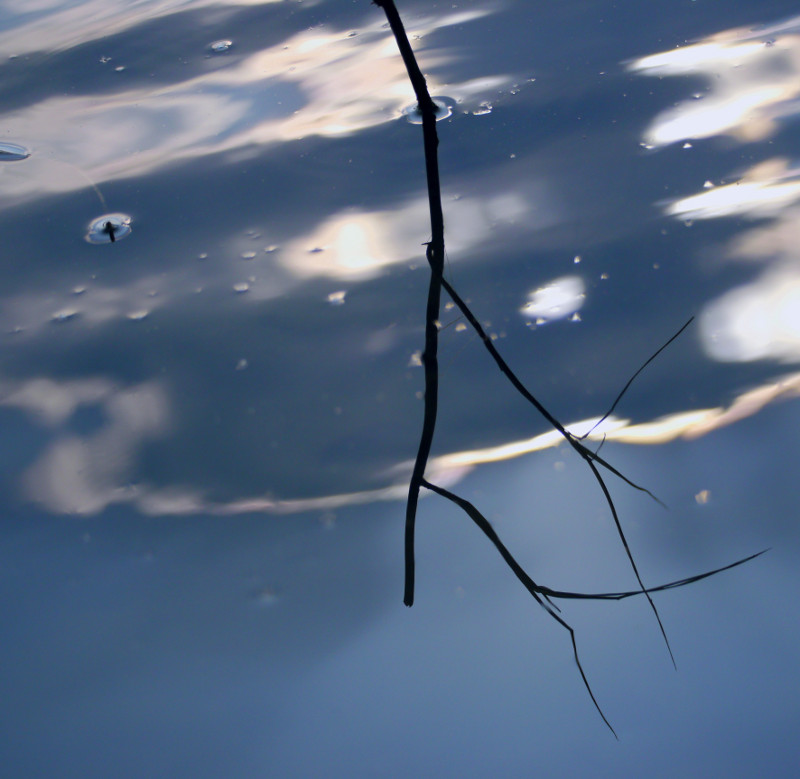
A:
[[374, 0, 445, 607]]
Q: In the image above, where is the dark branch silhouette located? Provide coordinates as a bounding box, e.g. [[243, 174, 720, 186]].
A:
[[374, 0, 446, 608], [372, 0, 764, 735], [580, 316, 695, 440]]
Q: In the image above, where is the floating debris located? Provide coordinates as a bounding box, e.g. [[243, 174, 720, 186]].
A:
[[85, 213, 132, 244], [0, 142, 30, 161], [209, 40, 233, 54], [402, 96, 454, 124], [326, 290, 347, 305]]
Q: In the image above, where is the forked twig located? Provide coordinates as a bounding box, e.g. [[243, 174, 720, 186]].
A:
[[372, 0, 764, 734], [422, 477, 767, 737]]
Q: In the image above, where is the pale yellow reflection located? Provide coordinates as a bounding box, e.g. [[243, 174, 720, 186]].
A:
[[666, 160, 800, 220], [0, 5, 507, 205], [701, 269, 800, 362], [13, 372, 800, 516], [281, 190, 530, 280], [0, 0, 295, 56], [630, 21, 800, 146]]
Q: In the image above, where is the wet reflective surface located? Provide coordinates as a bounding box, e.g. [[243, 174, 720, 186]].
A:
[[1, 1, 800, 776]]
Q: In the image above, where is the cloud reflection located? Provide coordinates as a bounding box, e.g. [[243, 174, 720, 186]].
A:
[[0, 4, 508, 204], [11, 371, 800, 516], [629, 20, 800, 146], [632, 18, 800, 365]]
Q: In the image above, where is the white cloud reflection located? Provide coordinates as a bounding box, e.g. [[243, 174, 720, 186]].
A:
[[0, 4, 508, 204], [520, 275, 585, 324], [10, 371, 800, 516], [631, 18, 800, 365], [666, 160, 800, 221], [629, 20, 800, 146]]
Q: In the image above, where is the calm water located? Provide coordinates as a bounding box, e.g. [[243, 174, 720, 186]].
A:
[[1, 1, 799, 776]]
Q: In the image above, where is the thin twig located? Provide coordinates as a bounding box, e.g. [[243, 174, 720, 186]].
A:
[[580, 316, 695, 440], [421, 477, 618, 738], [374, 0, 446, 607]]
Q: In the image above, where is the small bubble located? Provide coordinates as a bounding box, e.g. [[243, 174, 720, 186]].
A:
[[99, 56, 111, 63], [703, 180, 714, 189], [197, 252, 208, 260], [126, 310, 149, 321], [240, 251, 256, 260], [114, 65, 125, 72], [308, 247, 325, 254], [455, 322, 467, 332], [346, 31, 358, 38], [472, 101, 492, 116], [235, 358, 248, 370], [209, 40, 233, 54], [264, 245, 279, 253], [570, 312, 582, 322], [600, 272, 609, 280], [682, 142, 693, 149], [444, 301, 454, 310], [402, 96, 454, 124], [71, 286, 87, 295], [51, 308, 79, 323], [85, 213, 132, 244], [233, 282, 250, 293], [0, 142, 30, 161], [573, 255, 581, 264], [409, 351, 422, 367], [326, 290, 346, 305]]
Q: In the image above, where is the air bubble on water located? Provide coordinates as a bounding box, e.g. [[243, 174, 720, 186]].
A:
[[402, 96, 454, 124], [51, 308, 79, 323], [198, 252, 208, 260], [235, 358, 248, 370], [703, 180, 714, 189], [327, 290, 346, 305], [472, 102, 492, 116], [0, 142, 30, 161], [126, 310, 149, 321], [114, 65, 125, 72], [85, 213, 132, 244], [241, 251, 256, 260], [264, 245, 279, 253], [455, 322, 467, 332], [233, 282, 250, 293], [573, 255, 581, 264], [72, 285, 86, 295], [209, 40, 233, 53], [409, 351, 422, 367]]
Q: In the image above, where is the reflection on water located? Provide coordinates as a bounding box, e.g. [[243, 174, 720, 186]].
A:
[[0, 3, 509, 205], [9, 369, 799, 517], [630, 19, 800, 366], [2, 2, 800, 777], [629, 19, 800, 146]]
